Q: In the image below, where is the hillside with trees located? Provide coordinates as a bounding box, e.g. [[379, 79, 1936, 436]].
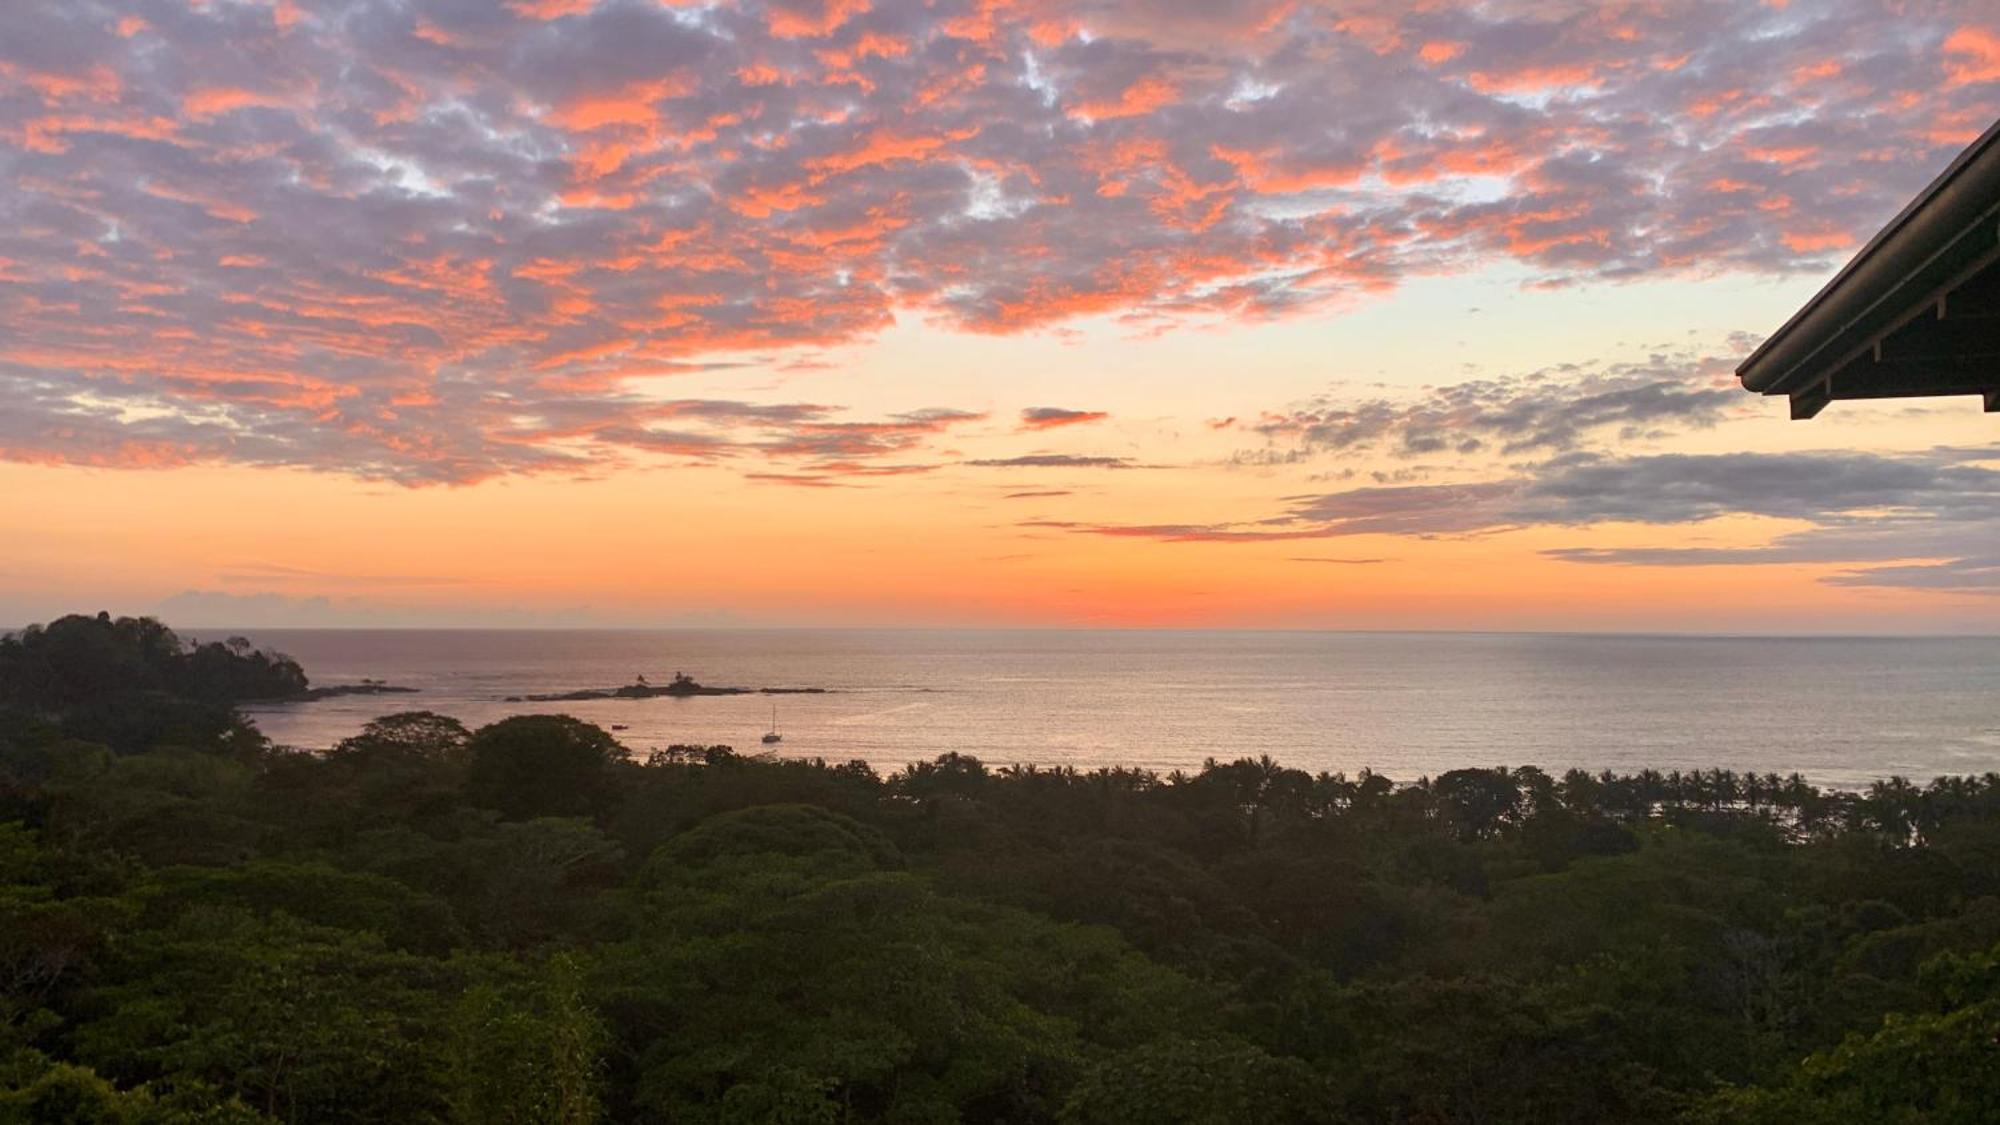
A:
[[2, 615, 1997, 1122]]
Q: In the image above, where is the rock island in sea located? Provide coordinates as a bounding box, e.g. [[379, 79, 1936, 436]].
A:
[[505, 671, 827, 703]]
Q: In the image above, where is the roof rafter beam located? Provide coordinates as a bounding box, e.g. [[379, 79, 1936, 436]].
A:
[[1737, 117, 2000, 416]]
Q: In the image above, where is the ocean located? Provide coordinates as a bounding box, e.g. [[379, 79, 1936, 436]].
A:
[[234, 629, 2000, 790]]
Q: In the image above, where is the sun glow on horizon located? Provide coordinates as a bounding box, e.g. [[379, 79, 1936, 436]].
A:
[[1, 0, 1997, 631]]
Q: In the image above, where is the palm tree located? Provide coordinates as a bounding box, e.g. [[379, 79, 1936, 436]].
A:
[[1865, 777, 1920, 845], [1636, 768, 1665, 817]]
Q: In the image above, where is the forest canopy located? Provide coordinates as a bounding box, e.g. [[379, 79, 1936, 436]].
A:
[[1, 614, 1997, 1122], [0, 613, 305, 759]]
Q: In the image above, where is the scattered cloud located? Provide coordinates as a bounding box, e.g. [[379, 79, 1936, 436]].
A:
[[214, 563, 465, 589], [1825, 557, 2000, 593], [0, 0, 1990, 481], [1043, 443, 2000, 595], [156, 591, 335, 629], [1238, 349, 1747, 464], [1020, 407, 1109, 430], [0, 369, 984, 484], [152, 589, 635, 629], [1511, 449, 2000, 528], [965, 454, 1139, 469], [744, 472, 857, 488]]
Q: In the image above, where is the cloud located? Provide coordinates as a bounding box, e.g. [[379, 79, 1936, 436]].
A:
[[965, 454, 1139, 469], [1020, 406, 1109, 430], [1517, 442, 2000, 518], [1242, 349, 1746, 463], [1046, 441, 2000, 595], [152, 589, 630, 628], [753, 407, 985, 461], [214, 563, 465, 589], [744, 472, 856, 488], [1824, 557, 2000, 593], [156, 590, 335, 629], [1548, 539, 2000, 597], [0, 363, 984, 483], [1533, 447, 2000, 594], [0, 0, 1990, 481], [1053, 522, 1356, 542], [1278, 481, 1524, 536], [1943, 26, 2000, 87]]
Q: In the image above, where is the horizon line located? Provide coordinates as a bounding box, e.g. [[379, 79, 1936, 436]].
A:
[[14, 621, 1998, 642]]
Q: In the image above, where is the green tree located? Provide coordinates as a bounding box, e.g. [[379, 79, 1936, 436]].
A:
[[1061, 1035, 1334, 1124], [444, 955, 604, 1125], [0, 1052, 269, 1123], [466, 716, 626, 821], [75, 908, 453, 1122], [331, 712, 470, 767], [1696, 943, 2000, 1124], [599, 805, 1200, 1123]]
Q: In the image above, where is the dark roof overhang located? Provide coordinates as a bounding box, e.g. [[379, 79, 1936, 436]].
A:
[[1736, 117, 2000, 419]]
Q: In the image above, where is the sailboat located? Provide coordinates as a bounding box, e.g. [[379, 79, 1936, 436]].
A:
[[762, 702, 782, 745]]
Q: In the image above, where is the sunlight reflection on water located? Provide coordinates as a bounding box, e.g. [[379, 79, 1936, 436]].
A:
[[237, 629, 2000, 789]]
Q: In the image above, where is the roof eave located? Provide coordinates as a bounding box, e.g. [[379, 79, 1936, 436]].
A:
[[1737, 118, 2000, 396]]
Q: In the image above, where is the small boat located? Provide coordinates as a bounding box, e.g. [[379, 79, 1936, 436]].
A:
[[762, 703, 782, 745]]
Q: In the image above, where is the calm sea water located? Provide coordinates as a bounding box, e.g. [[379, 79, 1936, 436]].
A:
[[234, 630, 2000, 789]]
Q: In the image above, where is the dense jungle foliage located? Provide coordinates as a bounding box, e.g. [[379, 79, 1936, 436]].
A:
[[2, 614, 1998, 1122]]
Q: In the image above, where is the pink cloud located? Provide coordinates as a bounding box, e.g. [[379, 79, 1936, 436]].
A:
[[1070, 74, 1178, 120], [1942, 25, 2000, 86], [768, 0, 872, 39], [510, 0, 597, 19], [0, 0, 1990, 484], [182, 86, 294, 118]]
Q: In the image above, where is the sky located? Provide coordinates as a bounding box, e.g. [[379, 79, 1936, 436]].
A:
[[2, 0, 1998, 632]]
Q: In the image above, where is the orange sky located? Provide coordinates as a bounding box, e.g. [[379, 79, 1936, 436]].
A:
[[1, 0, 1997, 631]]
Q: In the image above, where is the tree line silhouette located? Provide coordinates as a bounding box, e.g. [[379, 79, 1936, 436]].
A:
[[1, 615, 1996, 1122]]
